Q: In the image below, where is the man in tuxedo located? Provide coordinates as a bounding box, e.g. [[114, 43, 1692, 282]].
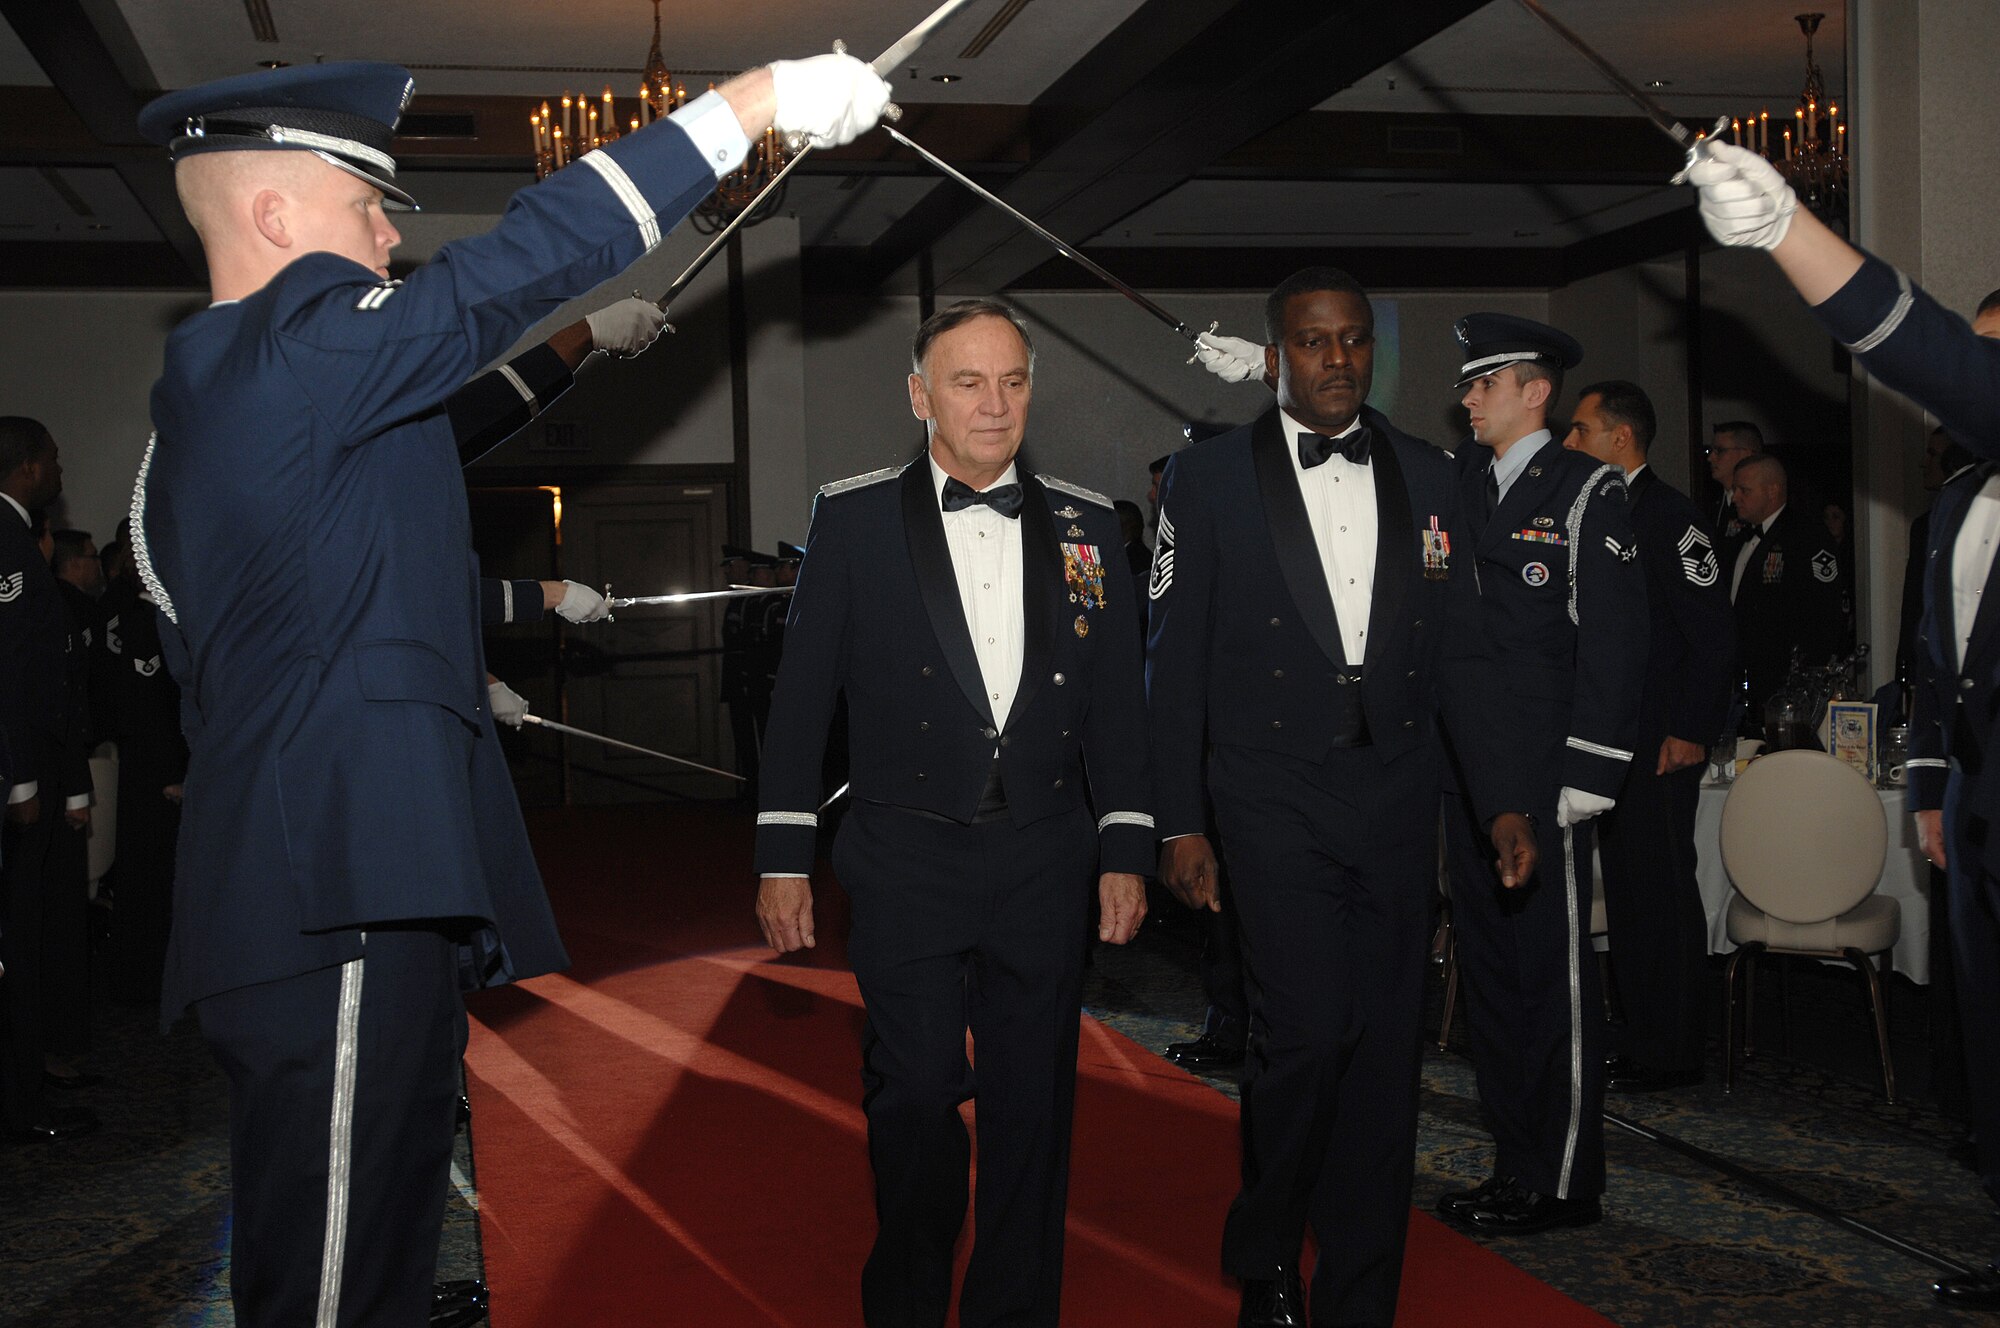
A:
[[753, 298, 1153, 1328], [1726, 454, 1846, 731], [1157, 268, 1535, 1327]]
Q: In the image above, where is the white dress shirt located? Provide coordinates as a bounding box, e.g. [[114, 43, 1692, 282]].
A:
[[1953, 474, 2000, 668], [1489, 429, 1553, 506], [1730, 504, 1784, 604], [1281, 409, 1376, 666], [932, 455, 1024, 731]]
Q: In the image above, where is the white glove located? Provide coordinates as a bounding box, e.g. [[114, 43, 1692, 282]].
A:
[[1193, 331, 1266, 384], [585, 297, 668, 358], [769, 53, 893, 149], [1682, 140, 1798, 252], [555, 579, 611, 623], [487, 679, 529, 728], [1556, 786, 1615, 829]]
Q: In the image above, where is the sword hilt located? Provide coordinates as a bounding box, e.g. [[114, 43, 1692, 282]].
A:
[[783, 39, 903, 155]]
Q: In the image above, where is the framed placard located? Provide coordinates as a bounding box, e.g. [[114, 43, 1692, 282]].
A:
[[1827, 701, 1878, 783]]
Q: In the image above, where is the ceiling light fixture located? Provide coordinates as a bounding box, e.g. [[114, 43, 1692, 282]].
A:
[[530, 0, 791, 232], [1730, 12, 1847, 223]]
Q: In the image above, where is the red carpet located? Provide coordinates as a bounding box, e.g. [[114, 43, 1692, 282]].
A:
[[465, 805, 1614, 1327]]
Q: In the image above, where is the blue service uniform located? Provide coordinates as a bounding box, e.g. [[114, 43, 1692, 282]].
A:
[[1727, 503, 1846, 733], [1439, 437, 1649, 1203], [1147, 404, 1461, 1324], [0, 496, 79, 1136], [1908, 462, 2000, 1207], [1596, 465, 1735, 1077], [136, 82, 749, 1328], [753, 459, 1152, 1328]]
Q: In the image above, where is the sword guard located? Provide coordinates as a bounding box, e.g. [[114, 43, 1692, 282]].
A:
[[602, 583, 616, 623], [1185, 319, 1220, 364], [883, 101, 903, 123]]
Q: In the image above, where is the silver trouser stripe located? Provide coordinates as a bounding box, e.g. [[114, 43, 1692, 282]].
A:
[[1097, 811, 1155, 832], [1847, 271, 1914, 354], [496, 363, 539, 413], [316, 953, 366, 1328], [578, 151, 662, 251], [1557, 827, 1583, 1200], [757, 811, 818, 828], [1565, 736, 1633, 762]]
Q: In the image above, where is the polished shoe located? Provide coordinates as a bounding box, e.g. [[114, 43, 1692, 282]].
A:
[[4, 1103, 100, 1144], [1933, 1266, 2000, 1309], [1167, 1030, 1246, 1072], [456, 1093, 472, 1130], [1237, 1265, 1305, 1327], [432, 1278, 489, 1327], [1435, 1174, 1516, 1221], [1454, 1184, 1601, 1236], [43, 1069, 105, 1091], [1605, 1058, 1703, 1093]]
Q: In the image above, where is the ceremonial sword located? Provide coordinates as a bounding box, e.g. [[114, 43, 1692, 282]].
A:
[[520, 712, 745, 781], [605, 585, 796, 609], [1511, 0, 1727, 151], [653, 0, 989, 315], [881, 124, 1215, 351]]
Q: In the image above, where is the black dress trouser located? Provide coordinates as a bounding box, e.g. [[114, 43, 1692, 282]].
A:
[[196, 926, 465, 1328], [834, 798, 1096, 1328], [1595, 759, 1708, 1074]]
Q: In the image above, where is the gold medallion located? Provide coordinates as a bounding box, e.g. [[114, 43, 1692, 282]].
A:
[[1074, 614, 1090, 639]]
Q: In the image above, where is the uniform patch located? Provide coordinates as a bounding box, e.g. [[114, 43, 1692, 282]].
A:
[[1677, 525, 1719, 587], [0, 571, 21, 602], [1512, 528, 1566, 546], [1533, 516, 1555, 528], [1061, 542, 1108, 608], [354, 280, 402, 311], [1149, 510, 1176, 600], [1055, 505, 1082, 519], [135, 655, 160, 677], [1812, 549, 1839, 583], [1067, 524, 1086, 538], [104, 615, 121, 655], [1523, 560, 1551, 587], [1041, 475, 1113, 509], [1762, 550, 1784, 584], [818, 465, 900, 498], [1604, 535, 1637, 562]]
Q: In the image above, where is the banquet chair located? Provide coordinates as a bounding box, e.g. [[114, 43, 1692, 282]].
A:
[[1719, 749, 1898, 1103]]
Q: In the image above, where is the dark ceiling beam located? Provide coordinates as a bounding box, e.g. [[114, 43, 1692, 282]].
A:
[[0, 0, 204, 282], [0, 241, 196, 289], [857, 0, 1492, 295]]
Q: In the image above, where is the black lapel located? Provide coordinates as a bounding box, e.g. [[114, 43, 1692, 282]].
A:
[[1459, 450, 1493, 547], [1009, 473, 1062, 730], [899, 461, 995, 725], [1363, 422, 1413, 669], [1250, 408, 1346, 668], [1955, 474, 2000, 675]]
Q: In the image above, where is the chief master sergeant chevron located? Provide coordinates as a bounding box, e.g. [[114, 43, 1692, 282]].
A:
[[130, 56, 889, 1328]]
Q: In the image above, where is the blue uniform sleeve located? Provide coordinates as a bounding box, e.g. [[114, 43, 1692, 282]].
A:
[[1080, 506, 1156, 877], [1655, 503, 1737, 744], [753, 493, 852, 876], [1562, 467, 1650, 797], [272, 106, 731, 443], [450, 341, 575, 466], [1812, 253, 2000, 456], [478, 577, 548, 627], [1144, 455, 1214, 840]]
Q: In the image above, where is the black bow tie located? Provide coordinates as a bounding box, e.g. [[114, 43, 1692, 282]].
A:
[[1298, 427, 1371, 469], [941, 477, 1024, 518]]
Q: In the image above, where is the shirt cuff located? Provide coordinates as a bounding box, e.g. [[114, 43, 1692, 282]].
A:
[[8, 780, 36, 804], [669, 90, 751, 181], [65, 792, 91, 812]]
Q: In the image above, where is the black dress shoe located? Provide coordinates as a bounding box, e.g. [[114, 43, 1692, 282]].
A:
[[1436, 1174, 1516, 1221], [1934, 1266, 2000, 1309], [4, 1103, 100, 1143], [1167, 1030, 1246, 1072], [44, 1069, 104, 1091], [1606, 1060, 1703, 1093], [1237, 1265, 1305, 1328], [1454, 1185, 1601, 1236], [432, 1278, 489, 1327], [456, 1093, 472, 1130]]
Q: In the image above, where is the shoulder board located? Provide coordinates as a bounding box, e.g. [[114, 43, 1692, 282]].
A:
[[1038, 475, 1113, 509], [818, 465, 900, 498]]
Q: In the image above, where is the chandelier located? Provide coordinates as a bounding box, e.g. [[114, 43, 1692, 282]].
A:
[[528, 0, 793, 233], [1729, 12, 1848, 223]]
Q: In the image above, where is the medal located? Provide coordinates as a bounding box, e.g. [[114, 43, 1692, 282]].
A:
[[1074, 614, 1089, 639]]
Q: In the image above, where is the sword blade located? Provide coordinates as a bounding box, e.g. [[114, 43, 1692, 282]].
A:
[[656, 0, 989, 310], [1512, 0, 1693, 147], [882, 125, 1201, 344], [520, 713, 745, 781], [608, 586, 797, 608]]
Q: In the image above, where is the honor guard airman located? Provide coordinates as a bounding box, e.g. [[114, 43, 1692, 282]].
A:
[[130, 56, 889, 1327], [1435, 314, 1649, 1237]]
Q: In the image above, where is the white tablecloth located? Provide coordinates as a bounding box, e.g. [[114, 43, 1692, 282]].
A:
[[1693, 781, 1932, 983]]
